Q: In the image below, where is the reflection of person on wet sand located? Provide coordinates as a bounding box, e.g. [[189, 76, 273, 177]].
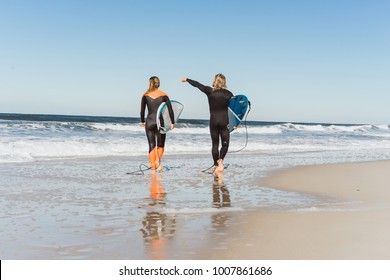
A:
[[213, 170, 225, 189], [140, 171, 176, 259], [148, 171, 165, 204], [212, 171, 231, 208], [212, 171, 232, 230]]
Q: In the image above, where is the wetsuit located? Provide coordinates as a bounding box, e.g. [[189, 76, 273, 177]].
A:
[[140, 93, 174, 153], [187, 79, 234, 166]]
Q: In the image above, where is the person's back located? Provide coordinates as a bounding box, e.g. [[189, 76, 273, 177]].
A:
[[182, 74, 234, 173], [206, 88, 233, 126], [140, 77, 174, 171], [142, 90, 171, 126]]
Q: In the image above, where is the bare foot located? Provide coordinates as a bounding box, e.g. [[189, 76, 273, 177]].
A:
[[217, 159, 224, 172], [156, 161, 163, 172]]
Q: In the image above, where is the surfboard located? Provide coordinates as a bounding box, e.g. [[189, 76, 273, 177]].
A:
[[156, 100, 184, 134], [228, 94, 250, 132]]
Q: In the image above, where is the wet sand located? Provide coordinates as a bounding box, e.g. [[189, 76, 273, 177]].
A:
[[2, 156, 390, 259], [207, 160, 390, 259], [2, 154, 313, 260]]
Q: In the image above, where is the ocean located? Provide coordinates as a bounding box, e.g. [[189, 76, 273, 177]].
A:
[[1, 113, 390, 163], [1, 113, 390, 259]]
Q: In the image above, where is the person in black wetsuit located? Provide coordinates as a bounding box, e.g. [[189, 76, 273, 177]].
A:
[[182, 74, 234, 173], [140, 76, 175, 171]]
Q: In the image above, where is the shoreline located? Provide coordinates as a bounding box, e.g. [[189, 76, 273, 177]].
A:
[[205, 160, 390, 259]]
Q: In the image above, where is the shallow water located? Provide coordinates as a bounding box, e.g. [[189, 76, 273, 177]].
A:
[[2, 149, 390, 259]]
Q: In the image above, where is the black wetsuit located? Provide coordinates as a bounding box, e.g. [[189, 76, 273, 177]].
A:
[[187, 79, 234, 166], [140, 94, 174, 153]]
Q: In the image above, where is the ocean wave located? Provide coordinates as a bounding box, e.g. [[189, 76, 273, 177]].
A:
[[0, 121, 142, 133], [245, 123, 390, 135], [1, 115, 390, 163], [2, 134, 390, 163], [0, 138, 143, 163], [2, 118, 389, 136], [0, 136, 214, 163]]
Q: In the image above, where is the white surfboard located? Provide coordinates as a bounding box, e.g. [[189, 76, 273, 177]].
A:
[[156, 100, 184, 134]]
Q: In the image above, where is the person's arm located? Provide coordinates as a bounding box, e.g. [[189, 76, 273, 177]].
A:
[[164, 96, 175, 128], [140, 95, 146, 126], [226, 90, 236, 130], [182, 78, 212, 96]]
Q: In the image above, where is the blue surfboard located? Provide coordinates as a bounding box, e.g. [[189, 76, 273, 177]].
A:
[[228, 94, 250, 132], [156, 100, 184, 134]]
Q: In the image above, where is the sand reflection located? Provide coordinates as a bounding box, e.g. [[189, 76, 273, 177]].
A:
[[212, 171, 231, 208], [212, 171, 232, 231], [140, 171, 176, 259]]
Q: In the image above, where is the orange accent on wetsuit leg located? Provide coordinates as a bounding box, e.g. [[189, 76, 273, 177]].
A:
[[149, 149, 157, 169], [157, 147, 164, 161], [156, 147, 164, 172]]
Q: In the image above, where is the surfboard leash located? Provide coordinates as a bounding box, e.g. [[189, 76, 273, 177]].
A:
[[228, 101, 251, 154], [126, 164, 151, 175], [126, 154, 163, 175], [201, 163, 230, 174], [201, 164, 215, 174]]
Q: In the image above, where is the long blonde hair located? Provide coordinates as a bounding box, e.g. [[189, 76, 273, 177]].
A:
[[146, 76, 160, 93], [212, 73, 227, 90]]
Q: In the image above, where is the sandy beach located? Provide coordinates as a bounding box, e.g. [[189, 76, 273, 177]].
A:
[[207, 160, 390, 259]]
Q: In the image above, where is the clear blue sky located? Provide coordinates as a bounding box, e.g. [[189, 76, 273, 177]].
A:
[[1, 0, 389, 124]]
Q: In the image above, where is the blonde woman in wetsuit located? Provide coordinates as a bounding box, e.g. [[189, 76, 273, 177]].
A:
[[181, 74, 233, 173], [140, 76, 175, 172]]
